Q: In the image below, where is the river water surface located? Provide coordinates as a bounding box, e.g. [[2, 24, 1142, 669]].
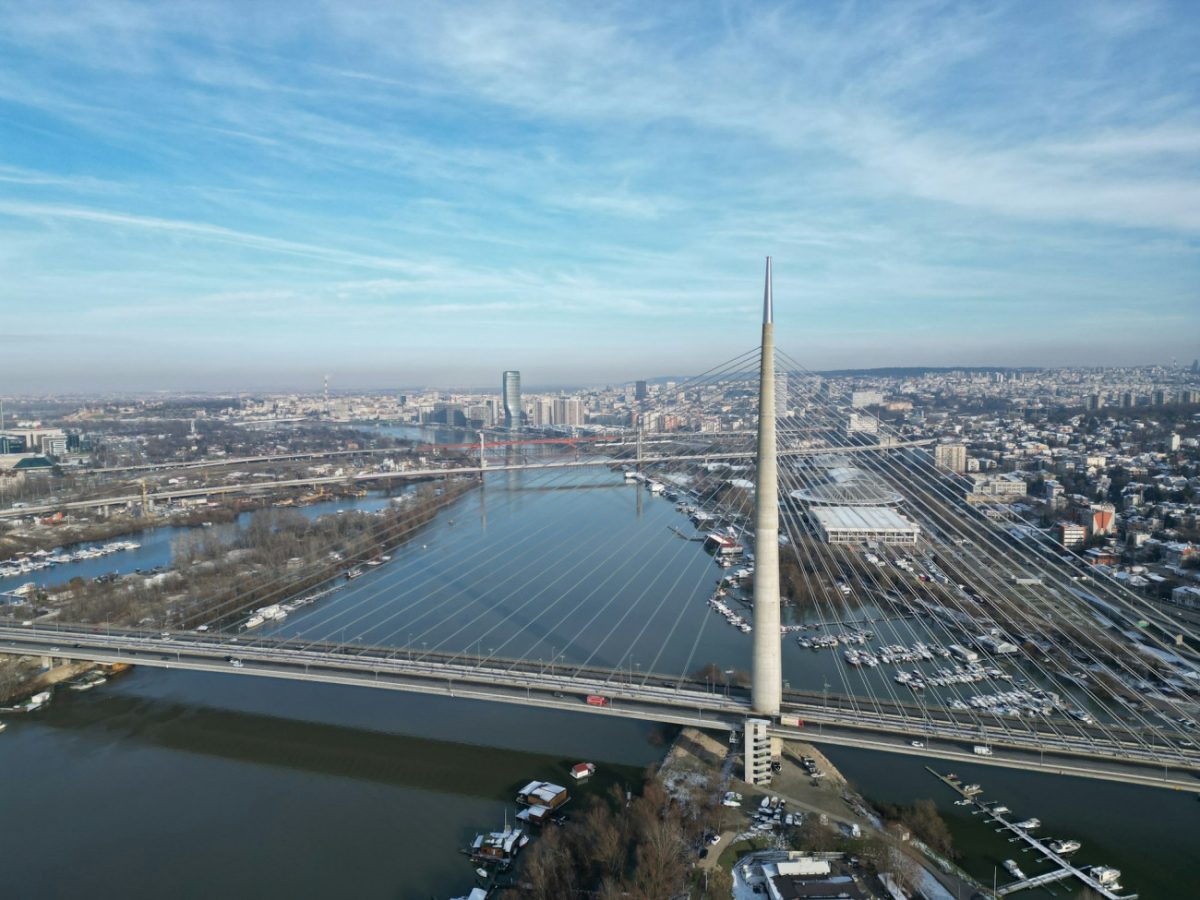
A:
[[1, 432, 1196, 897]]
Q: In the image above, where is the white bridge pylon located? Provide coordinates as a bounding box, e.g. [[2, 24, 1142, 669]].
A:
[[752, 256, 782, 717]]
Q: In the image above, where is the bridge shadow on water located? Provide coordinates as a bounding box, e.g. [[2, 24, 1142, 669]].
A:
[[40, 691, 648, 802]]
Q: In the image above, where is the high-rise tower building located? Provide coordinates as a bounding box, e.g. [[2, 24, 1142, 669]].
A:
[[502, 370, 522, 430], [934, 443, 967, 474], [552, 397, 584, 427], [532, 397, 553, 427], [775, 372, 789, 418]]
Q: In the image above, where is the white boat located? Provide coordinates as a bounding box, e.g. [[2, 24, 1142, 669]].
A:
[[0, 721, 7, 733], [1089, 866, 1121, 886], [1003, 859, 1025, 880], [19, 691, 52, 712], [1013, 817, 1040, 831], [1049, 839, 1081, 855], [68, 672, 108, 692]]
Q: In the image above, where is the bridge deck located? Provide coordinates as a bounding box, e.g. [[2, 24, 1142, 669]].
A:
[[4, 624, 1197, 792]]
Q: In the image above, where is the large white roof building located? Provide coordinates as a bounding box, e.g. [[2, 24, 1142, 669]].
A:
[[810, 506, 921, 545]]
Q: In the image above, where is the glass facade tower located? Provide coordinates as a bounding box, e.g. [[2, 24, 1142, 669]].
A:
[[502, 370, 522, 430]]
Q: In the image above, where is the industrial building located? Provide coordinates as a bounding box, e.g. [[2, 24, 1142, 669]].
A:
[[788, 462, 904, 508], [810, 506, 920, 545]]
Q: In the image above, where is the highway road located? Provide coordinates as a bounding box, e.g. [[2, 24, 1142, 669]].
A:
[[0, 440, 936, 519], [2, 623, 1196, 791]]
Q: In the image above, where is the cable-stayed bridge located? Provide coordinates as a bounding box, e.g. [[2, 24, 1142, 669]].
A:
[[6, 260, 1199, 792]]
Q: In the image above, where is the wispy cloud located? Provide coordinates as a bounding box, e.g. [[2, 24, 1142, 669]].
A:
[[0, 0, 1197, 389], [0, 201, 440, 274]]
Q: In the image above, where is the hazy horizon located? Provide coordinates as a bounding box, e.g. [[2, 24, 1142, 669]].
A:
[[1, 357, 1195, 401]]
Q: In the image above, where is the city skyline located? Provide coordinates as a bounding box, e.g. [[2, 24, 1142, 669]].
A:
[[2, 1, 1198, 392]]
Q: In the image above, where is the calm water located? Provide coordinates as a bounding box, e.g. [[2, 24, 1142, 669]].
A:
[[829, 745, 1199, 898], [2, 436, 1197, 897], [1, 669, 657, 899]]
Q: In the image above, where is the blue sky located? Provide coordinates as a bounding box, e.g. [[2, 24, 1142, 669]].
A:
[[1, 1, 1197, 391]]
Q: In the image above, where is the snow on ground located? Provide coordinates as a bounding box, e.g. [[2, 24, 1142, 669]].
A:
[[730, 862, 759, 900], [660, 767, 709, 804], [915, 866, 956, 900]]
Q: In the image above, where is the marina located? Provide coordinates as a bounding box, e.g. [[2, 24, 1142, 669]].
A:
[[927, 767, 1137, 899], [0, 540, 142, 579]]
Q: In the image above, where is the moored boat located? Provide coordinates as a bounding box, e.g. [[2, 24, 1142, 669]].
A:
[[67, 671, 109, 692], [463, 825, 528, 868]]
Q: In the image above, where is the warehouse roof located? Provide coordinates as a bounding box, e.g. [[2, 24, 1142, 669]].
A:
[[810, 506, 918, 533]]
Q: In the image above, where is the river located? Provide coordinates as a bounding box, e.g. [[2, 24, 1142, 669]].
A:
[[1, 428, 1196, 897]]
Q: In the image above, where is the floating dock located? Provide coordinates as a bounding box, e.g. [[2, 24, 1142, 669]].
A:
[[926, 768, 1137, 899]]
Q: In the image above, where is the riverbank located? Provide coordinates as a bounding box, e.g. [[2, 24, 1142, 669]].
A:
[[0, 477, 477, 703], [0, 506, 237, 560], [14, 477, 476, 630], [685, 731, 982, 899], [0, 656, 114, 705]]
